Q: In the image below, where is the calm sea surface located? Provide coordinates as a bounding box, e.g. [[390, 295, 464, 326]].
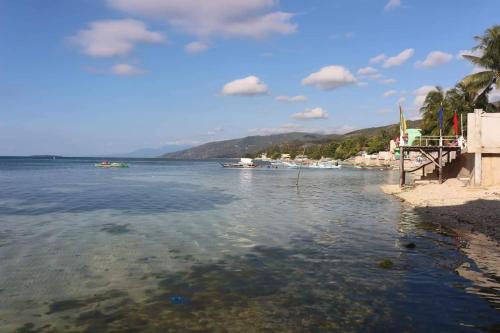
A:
[[0, 157, 498, 332]]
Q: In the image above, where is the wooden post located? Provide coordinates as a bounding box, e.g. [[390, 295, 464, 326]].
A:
[[474, 152, 482, 186], [399, 147, 405, 187], [473, 109, 482, 186], [438, 146, 443, 184]]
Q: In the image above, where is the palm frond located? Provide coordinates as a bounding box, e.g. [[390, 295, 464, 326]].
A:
[[462, 71, 495, 92]]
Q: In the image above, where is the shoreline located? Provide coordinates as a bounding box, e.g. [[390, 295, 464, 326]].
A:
[[381, 179, 500, 305], [381, 179, 500, 242]]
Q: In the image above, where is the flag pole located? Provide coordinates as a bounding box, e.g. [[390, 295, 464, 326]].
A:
[[439, 103, 443, 147], [399, 104, 404, 146], [461, 113, 464, 137]]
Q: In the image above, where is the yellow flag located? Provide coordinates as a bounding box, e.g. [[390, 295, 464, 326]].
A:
[[399, 105, 407, 135]]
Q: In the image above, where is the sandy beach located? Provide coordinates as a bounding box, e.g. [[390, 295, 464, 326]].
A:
[[381, 179, 500, 241], [382, 180, 500, 305]]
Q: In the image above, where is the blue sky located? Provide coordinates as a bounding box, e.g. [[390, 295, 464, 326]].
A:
[[1, 0, 499, 156]]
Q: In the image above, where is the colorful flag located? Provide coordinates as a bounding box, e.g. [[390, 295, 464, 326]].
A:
[[438, 106, 444, 130], [399, 105, 407, 135], [453, 111, 459, 136]]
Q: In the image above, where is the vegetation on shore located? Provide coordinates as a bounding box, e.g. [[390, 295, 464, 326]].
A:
[[162, 120, 421, 160], [247, 128, 398, 160], [420, 25, 499, 136], [242, 120, 421, 160]]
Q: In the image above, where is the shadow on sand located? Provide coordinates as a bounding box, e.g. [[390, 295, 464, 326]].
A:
[[412, 199, 500, 310], [412, 199, 500, 242]]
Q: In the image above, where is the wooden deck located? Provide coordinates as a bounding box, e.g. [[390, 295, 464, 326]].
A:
[[399, 145, 461, 187]]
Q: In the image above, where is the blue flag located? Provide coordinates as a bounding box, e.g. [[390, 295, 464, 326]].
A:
[[438, 106, 444, 130]]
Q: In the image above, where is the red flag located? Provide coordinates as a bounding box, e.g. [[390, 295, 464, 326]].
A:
[[453, 111, 459, 136]]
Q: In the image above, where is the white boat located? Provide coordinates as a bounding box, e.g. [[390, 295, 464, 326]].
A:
[[305, 161, 342, 169], [316, 161, 342, 169], [221, 158, 257, 168], [283, 161, 299, 169], [95, 161, 129, 168]]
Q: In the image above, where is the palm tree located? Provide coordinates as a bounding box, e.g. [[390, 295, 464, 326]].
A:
[[461, 25, 500, 104], [420, 86, 445, 136]]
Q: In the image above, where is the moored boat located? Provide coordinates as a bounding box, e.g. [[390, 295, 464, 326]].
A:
[[315, 161, 342, 169], [221, 158, 257, 168], [95, 161, 129, 168]]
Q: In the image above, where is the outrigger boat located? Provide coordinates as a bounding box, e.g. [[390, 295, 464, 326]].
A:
[[95, 161, 129, 168], [308, 161, 342, 169], [221, 158, 257, 168]]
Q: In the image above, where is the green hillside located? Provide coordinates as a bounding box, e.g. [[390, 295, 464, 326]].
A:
[[161, 120, 422, 160]]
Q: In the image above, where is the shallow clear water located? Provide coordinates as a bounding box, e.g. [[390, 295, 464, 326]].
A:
[[0, 157, 498, 332]]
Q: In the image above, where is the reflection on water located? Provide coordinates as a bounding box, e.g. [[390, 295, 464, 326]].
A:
[[0, 158, 498, 332]]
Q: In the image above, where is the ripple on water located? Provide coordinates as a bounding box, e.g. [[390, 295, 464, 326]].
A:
[[0, 161, 498, 332]]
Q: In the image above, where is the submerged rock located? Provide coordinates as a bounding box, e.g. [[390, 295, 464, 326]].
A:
[[405, 242, 416, 249], [378, 259, 393, 269]]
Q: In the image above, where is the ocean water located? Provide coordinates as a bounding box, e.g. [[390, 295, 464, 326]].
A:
[[0, 157, 498, 332]]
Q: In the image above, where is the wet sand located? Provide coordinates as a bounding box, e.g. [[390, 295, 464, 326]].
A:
[[381, 179, 500, 241], [382, 179, 500, 306]]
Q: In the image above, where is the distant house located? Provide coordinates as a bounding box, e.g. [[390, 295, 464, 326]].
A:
[[255, 153, 271, 161], [281, 153, 291, 160]]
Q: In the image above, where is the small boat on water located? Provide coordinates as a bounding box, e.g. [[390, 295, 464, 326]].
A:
[[221, 158, 257, 168], [95, 161, 129, 168], [308, 161, 342, 169], [283, 161, 299, 169]]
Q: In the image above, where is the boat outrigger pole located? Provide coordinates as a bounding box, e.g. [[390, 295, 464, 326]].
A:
[[295, 147, 306, 187]]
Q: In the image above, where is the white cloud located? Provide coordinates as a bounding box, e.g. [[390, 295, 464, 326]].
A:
[[357, 66, 378, 76], [383, 90, 397, 97], [385, 0, 402, 10], [206, 127, 224, 136], [379, 78, 397, 84], [398, 96, 407, 104], [110, 63, 145, 76], [292, 107, 329, 120], [357, 67, 384, 82], [222, 76, 269, 96], [249, 123, 302, 135], [471, 65, 488, 74], [383, 48, 414, 68], [345, 31, 355, 39], [185, 41, 210, 53], [331, 32, 356, 40], [302, 65, 357, 90], [413, 85, 438, 107], [70, 19, 164, 57], [489, 87, 500, 102], [357, 82, 368, 87], [370, 54, 388, 64], [107, 0, 297, 39], [457, 49, 482, 60], [415, 51, 453, 69], [275, 95, 308, 102], [249, 123, 353, 135]]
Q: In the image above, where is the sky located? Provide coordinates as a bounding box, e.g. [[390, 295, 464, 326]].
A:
[[1, 0, 499, 156]]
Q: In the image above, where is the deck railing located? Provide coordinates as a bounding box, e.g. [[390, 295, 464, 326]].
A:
[[410, 135, 458, 147]]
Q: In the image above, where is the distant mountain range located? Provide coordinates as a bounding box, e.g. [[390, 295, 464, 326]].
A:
[[161, 133, 339, 159], [112, 145, 193, 158], [161, 120, 422, 159]]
